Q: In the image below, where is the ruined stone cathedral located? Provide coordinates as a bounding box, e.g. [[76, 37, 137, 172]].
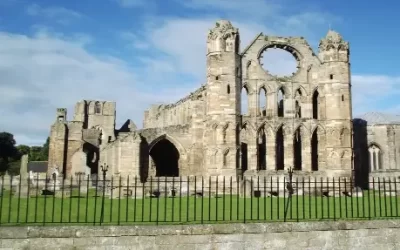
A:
[[48, 20, 400, 185]]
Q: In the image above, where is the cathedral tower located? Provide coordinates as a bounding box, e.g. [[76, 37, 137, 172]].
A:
[[205, 20, 241, 176], [318, 30, 353, 176]]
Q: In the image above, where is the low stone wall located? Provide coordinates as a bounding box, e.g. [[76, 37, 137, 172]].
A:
[[2, 220, 400, 249]]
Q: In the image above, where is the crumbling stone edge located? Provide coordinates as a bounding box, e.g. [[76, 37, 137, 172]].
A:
[[1, 220, 399, 240]]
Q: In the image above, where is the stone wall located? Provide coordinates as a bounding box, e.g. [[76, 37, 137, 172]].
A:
[[2, 220, 400, 249], [0, 220, 400, 250], [142, 86, 206, 129]]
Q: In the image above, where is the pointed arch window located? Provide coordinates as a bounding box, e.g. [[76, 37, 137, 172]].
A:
[[368, 144, 382, 171], [95, 102, 101, 114]]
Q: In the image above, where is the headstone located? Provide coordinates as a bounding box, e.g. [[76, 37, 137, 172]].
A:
[[17, 155, 30, 197]]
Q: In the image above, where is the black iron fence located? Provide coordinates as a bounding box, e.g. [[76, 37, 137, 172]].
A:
[[0, 172, 399, 226]]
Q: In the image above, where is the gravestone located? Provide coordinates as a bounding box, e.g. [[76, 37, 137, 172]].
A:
[[17, 154, 29, 197]]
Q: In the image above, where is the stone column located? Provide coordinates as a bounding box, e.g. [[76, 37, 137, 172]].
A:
[[18, 154, 29, 197], [248, 140, 258, 171], [133, 138, 142, 177], [368, 147, 374, 172], [266, 133, 275, 170], [302, 134, 311, 171], [284, 132, 293, 170]]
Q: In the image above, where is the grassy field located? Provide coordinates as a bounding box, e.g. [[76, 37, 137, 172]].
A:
[[1, 188, 399, 226]]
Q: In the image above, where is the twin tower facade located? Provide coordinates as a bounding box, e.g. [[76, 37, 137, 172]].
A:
[[203, 20, 352, 178], [48, 20, 353, 180]]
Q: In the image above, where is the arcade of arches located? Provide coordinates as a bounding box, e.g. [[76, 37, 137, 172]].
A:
[[242, 126, 323, 171], [241, 86, 320, 119]]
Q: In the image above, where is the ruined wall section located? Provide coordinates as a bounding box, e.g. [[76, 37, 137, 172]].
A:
[[73, 100, 116, 143], [318, 31, 352, 176], [242, 35, 321, 119], [204, 20, 241, 177], [143, 86, 206, 129], [139, 125, 192, 176], [367, 125, 399, 171], [48, 108, 68, 175], [238, 30, 352, 177], [100, 132, 142, 178], [48, 122, 68, 174], [241, 34, 326, 173], [64, 121, 85, 178]]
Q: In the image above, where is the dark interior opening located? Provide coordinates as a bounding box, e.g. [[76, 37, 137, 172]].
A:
[[276, 127, 284, 170], [149, 139, 179, 177], [312, 90, 319, 119], [257, 131, 266, 170], [293, 129, 302, 170], [83, 143, 99, 175], [241, 142, 248, 172], [311, 130, 319, 171]]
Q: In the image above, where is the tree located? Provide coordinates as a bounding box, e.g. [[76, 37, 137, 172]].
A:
[[16, 145, 30, 157], [29, 146, 43, 161], [0, 132, 18, 172], [40, 137, 49, 161]]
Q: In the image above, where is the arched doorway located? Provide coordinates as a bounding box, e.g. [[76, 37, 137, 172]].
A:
[[82, 143, 99, 175], [149, 138, 180, 177]]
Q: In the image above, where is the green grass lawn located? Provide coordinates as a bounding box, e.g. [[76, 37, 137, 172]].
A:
[[0, 189, 399, 226]]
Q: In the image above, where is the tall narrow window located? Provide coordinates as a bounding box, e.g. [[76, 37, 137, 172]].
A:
[[293, 128, 302, 170], [276, 126, 284, 170], [259, 87, 267, 116], [368, 144, 381, 171], [257, 128, 266, 170], [295, 100, 301, 118], [241, 87, 249, 115], [95, 102, 101, 114], [295, 89, 302, 118], [312, 90, 319, 119], [311, 129, 319, 171], [241, 142, 248, 171], [277, 88, 284, 117], [227, 85, 231, 94]]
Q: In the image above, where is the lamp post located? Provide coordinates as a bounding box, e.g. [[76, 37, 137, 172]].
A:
[[100, 164, 108, 225]]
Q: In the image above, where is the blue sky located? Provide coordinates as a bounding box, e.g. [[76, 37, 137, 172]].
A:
[[0, 0, 399, 146]]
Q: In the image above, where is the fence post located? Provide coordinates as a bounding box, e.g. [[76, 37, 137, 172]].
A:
[[100, 164, 108, 225], [284, 167, 294, 222]]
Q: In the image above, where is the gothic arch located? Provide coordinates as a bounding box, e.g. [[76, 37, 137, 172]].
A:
[[277, 85, 291, 98], [256, 43, 303, 62], [274, 123, 287, 134], [242, 121, 256, 136], [259, 83, 273, 93], [293, 124, 308, 138], [295, 85, 308, 97], [148, 134, 186, 156], [257, 122, 273, 136], [368, 141, 383, 149], [312, 86, 323, 97], [311, 124, 326, 137], [222, 122, 231, 130]]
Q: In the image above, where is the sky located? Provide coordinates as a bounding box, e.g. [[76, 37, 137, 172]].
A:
[[0, 0, 400, 146]]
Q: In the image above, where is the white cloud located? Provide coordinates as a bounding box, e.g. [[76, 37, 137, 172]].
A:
[[26, 4, 82, 25], [113, 0, 148, 8], [3, 1, 399, 147], [0, 30, 193, 146], [181, 0, 282, 19], [351, 75, 400, 115]]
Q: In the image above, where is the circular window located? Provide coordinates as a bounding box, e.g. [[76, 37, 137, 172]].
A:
[[260, 48, 298, 77]]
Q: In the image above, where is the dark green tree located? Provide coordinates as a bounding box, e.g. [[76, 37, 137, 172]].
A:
[[0, 132, 18, 172], [16, 145, 30, 157], [40, 137, 50, 161]]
